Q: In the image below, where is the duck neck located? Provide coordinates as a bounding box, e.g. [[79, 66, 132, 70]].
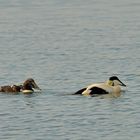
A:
[[106, 80, 114, 86]]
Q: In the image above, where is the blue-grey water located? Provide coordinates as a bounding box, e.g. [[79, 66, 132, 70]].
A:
[[0, 0, 140, 140]]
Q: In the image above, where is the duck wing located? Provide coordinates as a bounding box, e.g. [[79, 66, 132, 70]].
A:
[[89, 87, 108, 96], [0, 86, 13, 92], [73, 88, 87, 95]]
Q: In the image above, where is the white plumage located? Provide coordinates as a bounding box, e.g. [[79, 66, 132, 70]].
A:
[[74, 76, 126, 96]]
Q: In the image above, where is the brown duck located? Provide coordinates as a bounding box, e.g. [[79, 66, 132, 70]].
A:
[[0, 78, 41, 94]]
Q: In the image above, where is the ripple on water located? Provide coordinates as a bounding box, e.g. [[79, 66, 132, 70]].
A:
[[0, 0, 140, 139]]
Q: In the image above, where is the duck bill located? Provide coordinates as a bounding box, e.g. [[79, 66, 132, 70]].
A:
[[32, 82, 41, 90], [119, 80, 126, 87]]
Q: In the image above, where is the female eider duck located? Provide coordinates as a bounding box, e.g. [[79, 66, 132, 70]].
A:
[[74, 76, 126, 96], [21, 78, 41, 94], [0, 78, 41, 94]]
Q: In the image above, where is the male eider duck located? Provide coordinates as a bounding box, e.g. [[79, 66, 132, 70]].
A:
[[0, 78, 41, 94], [74, 76, 126, 96]]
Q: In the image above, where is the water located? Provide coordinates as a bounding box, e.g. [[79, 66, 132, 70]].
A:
[[0, 0, 140, 139]]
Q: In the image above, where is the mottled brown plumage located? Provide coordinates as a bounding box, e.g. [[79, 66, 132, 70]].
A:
[[0, 78, 40, 93], [0, 85, 21, 93]]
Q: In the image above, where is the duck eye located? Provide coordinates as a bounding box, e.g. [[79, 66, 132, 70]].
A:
[[112, 82, 114, 86]]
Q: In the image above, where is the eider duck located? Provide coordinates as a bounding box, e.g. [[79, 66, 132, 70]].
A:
[[74, 76, 126, 96], [21, 78, 41, 94], [0, 78, 41, 94]]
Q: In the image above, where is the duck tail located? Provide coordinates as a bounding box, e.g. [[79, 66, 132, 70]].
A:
[[73, 88, 86, 95]]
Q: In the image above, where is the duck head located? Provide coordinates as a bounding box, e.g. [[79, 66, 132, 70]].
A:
[[107, 76, 126, 86], [23, 78, 41, 91]]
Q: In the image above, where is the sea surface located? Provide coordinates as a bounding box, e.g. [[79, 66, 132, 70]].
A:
[[0, 0, 140, 140]]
